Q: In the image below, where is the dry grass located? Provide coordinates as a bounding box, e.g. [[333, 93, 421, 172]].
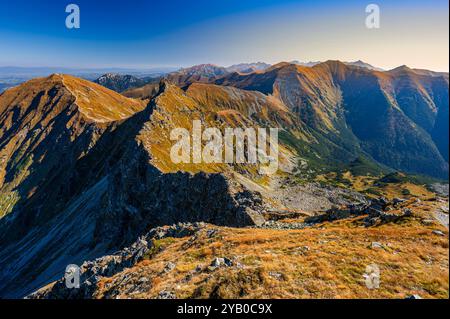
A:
[[94, 199, 448, 299], [137, 82, 295, 177], [317, 172, 436, 200], [62, 74, 146, 122]]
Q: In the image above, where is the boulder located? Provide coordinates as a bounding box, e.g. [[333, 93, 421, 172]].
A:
[[209, 257, 234, 271], [371, 242, 383, 249], [163, 262, 176, 274], [432, 230, 445, 236]]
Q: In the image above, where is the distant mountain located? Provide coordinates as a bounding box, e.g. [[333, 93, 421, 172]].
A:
[[290, 60, 321, 67], [290, 60, 383, 71], [226, 62, 271, 73], [344, 60, 384, 71], [94, 73, 147, 92], [125, 63, 272, 94], [0, 66, 176, 79], [216, 60, 449, 178], [122, 81, 161, 100], [123, 60, 384, 96], [124, 64, 230, 96], [165, 64, 229, 87]]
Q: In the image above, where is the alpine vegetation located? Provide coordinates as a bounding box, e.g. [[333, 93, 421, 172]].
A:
[[170, 120, 279, 174]]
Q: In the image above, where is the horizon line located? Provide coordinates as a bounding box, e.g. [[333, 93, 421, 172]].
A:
[[0, 60, 449, 73]]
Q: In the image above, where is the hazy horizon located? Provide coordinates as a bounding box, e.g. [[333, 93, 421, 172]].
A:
[[0, 59, 447, 73]]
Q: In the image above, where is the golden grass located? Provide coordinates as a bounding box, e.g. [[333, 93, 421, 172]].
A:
[[316, 172, 436, 200], [137, 82, 295, 178], [62, 74, 146, 122], [94, 200, 448, 299]]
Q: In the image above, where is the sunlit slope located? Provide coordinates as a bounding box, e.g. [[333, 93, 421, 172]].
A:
[[0, 74, 145, 218], [135, 81, 297, 175], [216, 61, 449, 178]]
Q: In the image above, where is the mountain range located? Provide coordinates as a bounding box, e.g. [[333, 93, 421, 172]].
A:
[[93, 60, 381, 94], [94, 73, 147, 92], [0, 60, 448, 298], [123, 61, 449, 178]]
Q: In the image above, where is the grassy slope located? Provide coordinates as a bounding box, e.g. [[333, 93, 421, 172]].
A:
[[90, 196, 448, 299]]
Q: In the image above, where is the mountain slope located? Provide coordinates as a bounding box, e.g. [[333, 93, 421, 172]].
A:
[[94, 73, 147, 93], [122, 64, 231, 99], [0, 74, 146, 229], [0, 63, 448, 298], [165, 64, 229, 88], [217, 61, 449, 178], [125, 61, 449, 178], [29, 204, 449, 299], [0, 76, 293, 297]]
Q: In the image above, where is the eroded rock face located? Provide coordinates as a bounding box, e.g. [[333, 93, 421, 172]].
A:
[[93, 144, 266, 247]]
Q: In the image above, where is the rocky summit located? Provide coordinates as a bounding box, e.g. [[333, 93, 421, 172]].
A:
[[0, 61, 448, 299]]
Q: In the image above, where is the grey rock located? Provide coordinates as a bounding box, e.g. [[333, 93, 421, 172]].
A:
[[244, 207, 266, 227], [163, 262, 176, 274], [421, 219, 434, 226], [301, 196, 414, 228], [405, 294, 422, 299], [392, 198, 407, 205], [235, 262, 244, 269], [268, 271, 283, 280], [429, 183, 449, 197], [206, 229, 218, 238], [371, 242, 383, 249], [194, 265, 203, 273], [209, 257, 233, 271], [259, 220, 307, 230], [432, 230, 445, 236]]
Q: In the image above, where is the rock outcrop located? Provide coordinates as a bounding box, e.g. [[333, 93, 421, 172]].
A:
[[27, 223, 204, 299], [305, 197, 414, 226]]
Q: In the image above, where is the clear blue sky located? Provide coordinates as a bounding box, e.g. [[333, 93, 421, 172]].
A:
[[0, 0, 448, 70]]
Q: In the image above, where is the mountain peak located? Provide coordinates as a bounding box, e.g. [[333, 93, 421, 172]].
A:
[[267, 61, 295, 70], [322, 60, 347, 66], [178, 64, 228, 76], [345, 60, 384, 71], [389, 65, 412, 72], [226, 62, 271, 73], [2, 74, 146, 123]]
